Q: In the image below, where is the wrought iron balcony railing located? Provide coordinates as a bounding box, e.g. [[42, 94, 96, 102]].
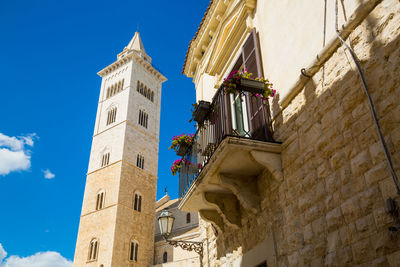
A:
[[179, 85, 275, 198]]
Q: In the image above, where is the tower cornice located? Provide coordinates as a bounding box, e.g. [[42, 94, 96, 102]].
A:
[[97, 52, 167, 82]]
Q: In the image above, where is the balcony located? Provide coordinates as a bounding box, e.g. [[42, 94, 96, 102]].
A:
[[178, 84, 283, 232]]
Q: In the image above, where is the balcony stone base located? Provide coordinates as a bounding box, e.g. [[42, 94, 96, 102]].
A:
[[179, 137, 282, 233]]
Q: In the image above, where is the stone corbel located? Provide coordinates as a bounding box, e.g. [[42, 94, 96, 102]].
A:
[[250, 151, 283, 182], [199, 210, 225, 233], [219, 173, 260, 214], [203, 192, 242, 228]]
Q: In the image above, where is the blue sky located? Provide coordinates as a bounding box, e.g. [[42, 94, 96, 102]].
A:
[[0, 0, 209, 264]]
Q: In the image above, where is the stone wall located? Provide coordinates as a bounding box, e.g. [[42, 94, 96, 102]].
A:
[[201, 0, 400, 266]]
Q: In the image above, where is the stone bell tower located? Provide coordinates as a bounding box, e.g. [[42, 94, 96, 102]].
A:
[[73, 32, 166, 267]]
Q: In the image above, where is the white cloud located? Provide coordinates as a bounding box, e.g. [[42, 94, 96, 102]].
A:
[[42, 169, 55, 179], [0, 243, 72, 267], [0, 149, 31, 176], [0, 133, 37, 176], [0, 244, 7, 262]]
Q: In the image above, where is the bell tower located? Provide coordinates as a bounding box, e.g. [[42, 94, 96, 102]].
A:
[[73, 32, 166, 267]]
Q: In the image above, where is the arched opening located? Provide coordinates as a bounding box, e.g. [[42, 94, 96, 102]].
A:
[[96, 190, 105, 210], [88, 238, 99, 261], [129, 240, 139, 262], [163, 252, 168, 263]]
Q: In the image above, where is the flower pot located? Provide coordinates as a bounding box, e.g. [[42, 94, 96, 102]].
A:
[[193, 101, 211, 124], [239, 78, 265, 94], [177, 143, 190, 157]]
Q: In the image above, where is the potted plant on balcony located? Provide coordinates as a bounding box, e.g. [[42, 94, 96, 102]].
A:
[[222, 69, 276, 99], [189, 101, 212, 125], [169, 134, 194, 157], [171, 158, 183, 176], [170, 158, 201, 176]]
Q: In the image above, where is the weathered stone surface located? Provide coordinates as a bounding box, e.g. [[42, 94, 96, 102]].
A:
[[195, 1, 400, 266], [365, 162, 390, 187], [352, 238, 375, 264], [326, 207, 343, 231], [387, 250, 400, 267], [351, 151, 372, 177]]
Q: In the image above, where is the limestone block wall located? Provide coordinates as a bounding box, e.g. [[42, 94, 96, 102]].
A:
[[109, 161, 157, 267], [94, 62, 131, 134], [123, 123, 159, 176], [201, 0, 400, 266], [74, 162, 122, 267], [88, 123, 126, 173]]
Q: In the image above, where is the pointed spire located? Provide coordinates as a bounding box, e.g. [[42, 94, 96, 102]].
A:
[[126, 31, 145, 53]]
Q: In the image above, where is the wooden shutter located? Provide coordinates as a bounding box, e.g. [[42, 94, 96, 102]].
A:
[[242, 29, 270, 140]]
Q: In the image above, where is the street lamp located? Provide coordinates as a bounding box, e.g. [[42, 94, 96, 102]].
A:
[[157, 209, 204, 258]]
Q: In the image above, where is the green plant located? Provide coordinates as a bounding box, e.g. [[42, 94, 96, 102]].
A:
[[222, 69, 276, 99], [169, 134, 194, 152]]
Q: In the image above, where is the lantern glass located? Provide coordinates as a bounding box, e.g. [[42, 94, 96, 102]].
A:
[[158, 209, 175, 238]]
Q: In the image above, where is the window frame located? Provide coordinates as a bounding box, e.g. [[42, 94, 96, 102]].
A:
[[88, 238, 99, 262], [129, 240, 139, 262]]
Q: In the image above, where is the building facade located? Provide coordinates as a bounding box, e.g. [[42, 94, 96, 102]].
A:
[[73, 32, 166, 267], [152, 194, 201, 267], [180, 0, 400, 266]]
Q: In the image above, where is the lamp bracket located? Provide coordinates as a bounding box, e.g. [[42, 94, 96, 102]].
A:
[[166, 238, 203, 257]]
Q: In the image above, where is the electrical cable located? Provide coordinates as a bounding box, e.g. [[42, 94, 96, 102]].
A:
[[335, 0, 400, 195]]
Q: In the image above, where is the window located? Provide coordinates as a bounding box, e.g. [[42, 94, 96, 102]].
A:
[[106, 106, 117, 126], [88, 238, 99, 261], [101, 152, 110, 167], [136, 80, 154, 102], [134, 193, 142, 212], [229, 29, 268, 140], [106, 79, 124, 99], [129, 240, 139, 261], [136, 154, 144, 169], [96, 191, 105, 210], [186, 213, 191, 224], [138, 110, 148, 128], [163, 252, 168, 263]]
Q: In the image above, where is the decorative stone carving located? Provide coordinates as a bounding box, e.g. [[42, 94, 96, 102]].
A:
[[204, 192, 242, 228], [219, 173, 261, 214], [250, 150, 284, 182], [199, 210, 225, 233]]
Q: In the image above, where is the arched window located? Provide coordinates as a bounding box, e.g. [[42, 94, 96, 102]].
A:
[[163, 252, 168, 263], [140, 83, 144, 94], [134, 193, 142, 212], [136, 154, 144, 169], [186, 213, 191, 224], [129, 240, 139, 262], [151, 92, 154, 102], [101, 152, 110, 167], [137, 81, 140, 92], [106, 87, 111, 98], [138, 110, 148, 128], [106, 106, 117, 126], [88, 238, 99, 261], [111, 85, 115, 96], [96, 191, 105, 210]]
